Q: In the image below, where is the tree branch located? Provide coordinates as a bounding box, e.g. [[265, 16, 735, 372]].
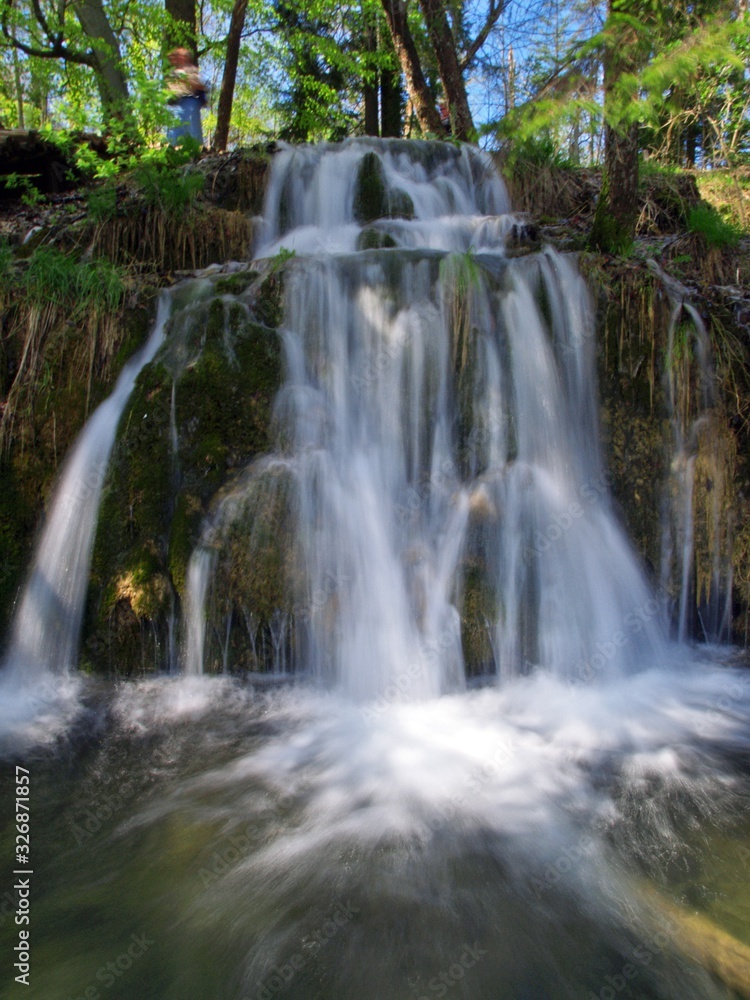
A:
[[1, 28, 95, 64], [0, 0, 93, 65], [460, 0, 504, 72], [31, 0, 54, 42]]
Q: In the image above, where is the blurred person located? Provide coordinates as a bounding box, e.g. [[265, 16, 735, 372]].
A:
[[166, 47, 206, 146]]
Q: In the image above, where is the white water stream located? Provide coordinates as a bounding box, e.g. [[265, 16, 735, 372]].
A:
[[0, 140, 749, 1000], [180, 139, 667, 694], [0, 295, 170, 731]]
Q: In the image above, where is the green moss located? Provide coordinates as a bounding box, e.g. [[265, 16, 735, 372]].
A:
[[356, 228, 397, 251], [0, 468, 35, 630], [387, 187, 414, 220], [589, 208, 633, 255], [0, 278, 160, 632], [354, 152, 388, 224], [214, 271, 259, 296], [353, 152, 417, 224], [167, 493, 201, 597], [87, 361, 173, 667], [254, 273, 284, 329], [111, 296, 158, 376], [86, 281, 283, 667], [459, 565, 496, 676], [212, 464, 301, 671]]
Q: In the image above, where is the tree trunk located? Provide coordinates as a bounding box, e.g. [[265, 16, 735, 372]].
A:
[[379, 0, 443, 135], [165, 0, 198, 60], [72, 0, 130, 117], [12, 49, 24, 128], [363, 19, 380, 136], [591, 119, 639, 251], [417, 0, 474, 140], [590, 1, 640, 252], [380, 60, 402, 136], [213, 0, 248, 151]]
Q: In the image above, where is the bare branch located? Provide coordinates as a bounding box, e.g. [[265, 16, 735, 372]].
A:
[[461, 0, 505, 73]]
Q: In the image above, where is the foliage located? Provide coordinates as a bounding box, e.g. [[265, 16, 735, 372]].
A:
[[487, 1, 747, 172], [268, 246, 296, 273], [20, 246, 125, 314], [86, 182, 119, 223], [2, 172, 45, 206], [499, 131, 576, 170], [687, 203, 744, 247], [134, 161, 204, 215]]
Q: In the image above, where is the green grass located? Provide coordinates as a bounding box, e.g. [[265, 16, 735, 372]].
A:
[[21, 246, 125, 314], [687, 203, 744, 248]]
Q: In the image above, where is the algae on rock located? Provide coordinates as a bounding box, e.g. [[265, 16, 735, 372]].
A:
[[86, 270, 283, 674]]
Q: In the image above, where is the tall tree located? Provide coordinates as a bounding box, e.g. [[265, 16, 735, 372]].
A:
[[363, 10, 379, 135], [417, 0, 474, 139], [590, 0, 640, 252], [165, 0, 197, 59], [1, 0, 130, 118], [72, 0, 129, 114], [214, 0, 248, 150], [380, 45, 402, 136], [379, 0, 443, 134]]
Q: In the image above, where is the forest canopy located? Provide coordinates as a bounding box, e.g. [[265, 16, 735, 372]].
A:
[[0, 0, 746, 176]]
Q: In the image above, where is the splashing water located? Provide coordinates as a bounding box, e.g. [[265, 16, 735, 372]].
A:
[[186, 138, 667, 696], [1, 140, 749, 1000], [0, 295, 171, 730]]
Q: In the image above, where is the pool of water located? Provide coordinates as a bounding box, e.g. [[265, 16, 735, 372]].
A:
[[2, 653, 750, 1000]]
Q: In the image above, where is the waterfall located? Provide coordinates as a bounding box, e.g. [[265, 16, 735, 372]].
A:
[[182, 547, 216, 676], [0, 295, 171, 691], [189, 138, 667, 695], [654, 261, 732, 643]]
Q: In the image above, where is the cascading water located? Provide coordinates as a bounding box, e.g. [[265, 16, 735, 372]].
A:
[[2, 139, 750, 1000], [0, 295, 170, 713], [190, 138, 666, 694], [654, 261, 734, 644]]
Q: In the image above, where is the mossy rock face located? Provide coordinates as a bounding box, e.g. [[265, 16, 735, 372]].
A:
[[253, 273, 284, 329], [88, 361, 174, 669], [459, 564, 497, 677], [0, 470, 36, 629], [356, 228, 397, 251], [387, 187, 414, 220], [0, 283, 160, 633], [585, 256, 671, 578], [214, 270, 260, 296], [85, 286, 283, 673], [207, 464, 302, 672], [196, 147, 271, 214], [354, 152, 388, 224], [353, 152, 416, 224]]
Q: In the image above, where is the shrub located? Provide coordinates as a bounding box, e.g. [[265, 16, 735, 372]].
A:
[[687, 203, 744, 248]]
